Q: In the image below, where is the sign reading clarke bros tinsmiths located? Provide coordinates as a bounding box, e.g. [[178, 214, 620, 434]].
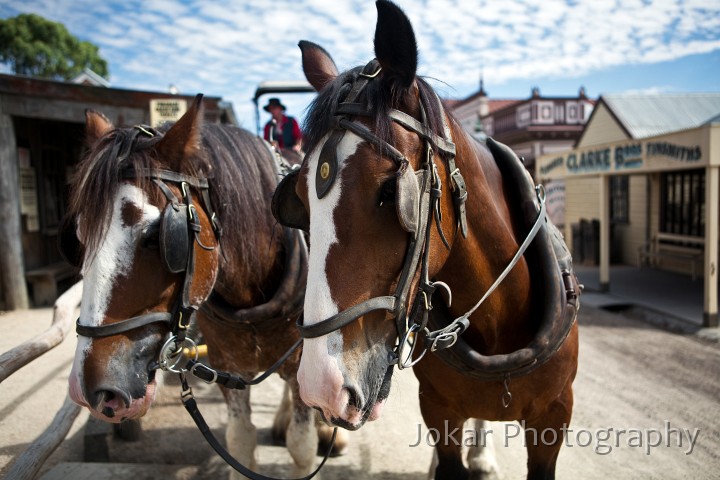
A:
[[539, 140, 704, 178]]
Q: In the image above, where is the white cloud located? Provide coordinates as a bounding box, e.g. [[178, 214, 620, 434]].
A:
[[0, 0, 718, 128]]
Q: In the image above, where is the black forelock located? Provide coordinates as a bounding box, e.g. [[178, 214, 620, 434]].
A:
[[302, 63, 450, 162]]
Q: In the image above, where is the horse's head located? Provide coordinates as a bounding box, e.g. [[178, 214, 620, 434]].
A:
[[273, 1, 456, 429], [66, 96, 220, 423]]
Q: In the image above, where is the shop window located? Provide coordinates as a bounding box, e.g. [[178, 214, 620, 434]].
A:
[[610, 176, 629, 224], [660, 169, 705, 238]]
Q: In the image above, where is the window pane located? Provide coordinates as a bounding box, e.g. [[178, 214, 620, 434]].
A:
[[660, 169, 705, 238]]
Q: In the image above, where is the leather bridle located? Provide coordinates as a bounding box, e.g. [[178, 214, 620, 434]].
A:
[[73, 126, 338, 480], [295, 59, 470, 368], [295, 59, 554, 372], [75, 126, 221, 353]]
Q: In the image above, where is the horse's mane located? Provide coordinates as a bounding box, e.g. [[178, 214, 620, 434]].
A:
[[69, 123, 279, 281], [303, 67, 448, 159]]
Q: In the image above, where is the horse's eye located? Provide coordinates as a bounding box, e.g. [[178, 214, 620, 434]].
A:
[[141, 225, 160, 249], [378, 178, 396, 207]]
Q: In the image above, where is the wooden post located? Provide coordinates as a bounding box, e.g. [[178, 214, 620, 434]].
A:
[[0, 100, 29, 309], [704, 166, 719, 327], [0, 281, 82, 382], [4, 394, 82, 480], [599, 174, 611, 291]]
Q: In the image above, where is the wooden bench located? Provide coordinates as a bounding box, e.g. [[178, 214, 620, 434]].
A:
[[638, 233, 704, 281], [25, 261, 79, 306]]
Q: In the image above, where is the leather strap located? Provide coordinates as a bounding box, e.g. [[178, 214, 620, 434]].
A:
[[387, 109, 456, 157], [298, 296, 396, 338], [185, 338, 302, 389], [333, 104, 457, 161], [422, 137, 579, 380], [336, 118, 407, 166], [123, 168, 210, 189], [76, 312, 172, 338], [181, 374, 336, 480], [344, 59, 381, 104]]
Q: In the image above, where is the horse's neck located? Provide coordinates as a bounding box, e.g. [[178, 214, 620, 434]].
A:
[[437, 138, 535, 353], [213, 227, 285, 309]]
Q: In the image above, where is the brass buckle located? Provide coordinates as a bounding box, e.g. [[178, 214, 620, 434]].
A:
[[177, 311, 190, 330]]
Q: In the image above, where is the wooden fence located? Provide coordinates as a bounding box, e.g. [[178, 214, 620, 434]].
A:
[[1, 281, 83, 480]]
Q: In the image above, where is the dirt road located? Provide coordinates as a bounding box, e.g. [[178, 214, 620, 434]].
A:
[[1, 305, 718, 479]]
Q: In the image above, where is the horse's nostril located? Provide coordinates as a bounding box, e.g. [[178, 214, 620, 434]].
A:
[[92, 387, 132, 413], [344, 386, 363, 410]]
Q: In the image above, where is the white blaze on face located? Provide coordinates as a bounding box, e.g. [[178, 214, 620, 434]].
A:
[[297, 132, 364, 417], [69, 184, 161, 404]]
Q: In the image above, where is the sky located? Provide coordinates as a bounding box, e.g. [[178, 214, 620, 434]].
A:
[[1, 0, 719, 133]]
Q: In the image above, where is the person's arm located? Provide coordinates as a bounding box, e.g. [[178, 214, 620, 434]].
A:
[[263, 122, 271, 141], [292, 118, 303, 151]]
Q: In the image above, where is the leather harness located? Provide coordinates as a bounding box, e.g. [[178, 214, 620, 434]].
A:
[[286, 59, 580, 381], [75, 126, 221, 343], [72, 126, 335, 480]]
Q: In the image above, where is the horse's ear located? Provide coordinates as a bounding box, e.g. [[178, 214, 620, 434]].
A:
[[373, 0, 418, 90], [299, 40, 339, 92], [155, 94, 204, 169], [85, 109, 113, 145]]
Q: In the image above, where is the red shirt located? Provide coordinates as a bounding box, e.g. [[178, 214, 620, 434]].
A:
[[263, 115, 302, 149]]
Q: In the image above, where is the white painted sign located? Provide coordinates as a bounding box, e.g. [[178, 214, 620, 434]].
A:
[[149, 99, 187, 127]]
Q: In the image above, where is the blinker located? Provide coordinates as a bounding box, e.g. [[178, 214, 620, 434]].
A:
[[316, 130, 345, 199], [395, 162, 420, 235], [271, 168, 310, 232], [160, 202, 190, 273]]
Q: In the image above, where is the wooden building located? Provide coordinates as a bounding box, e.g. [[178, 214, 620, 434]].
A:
[[0, 73, 236, 309], [449, 84, 594, 177], [449, 84, 594, 227], [537, 93, 720, 327]]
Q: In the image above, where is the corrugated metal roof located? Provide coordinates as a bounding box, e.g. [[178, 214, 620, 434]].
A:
[[602, 93, 720, 139]]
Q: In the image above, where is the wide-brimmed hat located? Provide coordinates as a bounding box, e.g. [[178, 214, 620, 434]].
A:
[[263, 98, 286, 112]]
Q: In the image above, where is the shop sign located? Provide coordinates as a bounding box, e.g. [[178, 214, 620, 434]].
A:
[[646, 142, 701, 162], [539, 141, 702, 177], [150, 99, 188, 127]]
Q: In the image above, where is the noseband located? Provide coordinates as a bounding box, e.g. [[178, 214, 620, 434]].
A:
[[75, 126, 221, 349]]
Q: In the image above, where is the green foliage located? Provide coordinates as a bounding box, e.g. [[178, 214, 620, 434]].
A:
[[0, 13, 109, 80]]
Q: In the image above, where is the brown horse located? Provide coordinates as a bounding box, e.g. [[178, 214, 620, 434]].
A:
[[64, 96, 340, 478], [272, 1, 579, 479]]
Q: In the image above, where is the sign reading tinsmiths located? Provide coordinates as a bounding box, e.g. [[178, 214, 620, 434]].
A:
[[150, 99, 188, 127], [538, 140, 703, 179]]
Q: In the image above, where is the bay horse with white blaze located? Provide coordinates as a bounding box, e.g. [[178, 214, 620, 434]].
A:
[[65, 96, 341, 478], [272, 1, 580, 479]]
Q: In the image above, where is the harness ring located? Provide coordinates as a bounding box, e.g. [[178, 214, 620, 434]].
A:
[[159, 335, 199, 373], [397, 323, 427, 369]]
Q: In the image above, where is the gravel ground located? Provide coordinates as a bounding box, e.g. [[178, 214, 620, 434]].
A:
[[1, 304, 718, 479]]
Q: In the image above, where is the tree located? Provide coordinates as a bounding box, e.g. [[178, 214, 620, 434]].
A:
[[0, 13, 109, 80]]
